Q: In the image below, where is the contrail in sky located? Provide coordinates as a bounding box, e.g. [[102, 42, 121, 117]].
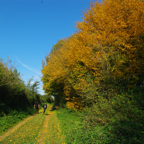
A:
[[17, 59, 41, 75]]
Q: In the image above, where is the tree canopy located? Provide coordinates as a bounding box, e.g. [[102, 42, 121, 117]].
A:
[[41, 0, 144, 109]]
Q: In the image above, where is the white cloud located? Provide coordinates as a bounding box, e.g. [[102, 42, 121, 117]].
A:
[[17, 59, 41, 75]]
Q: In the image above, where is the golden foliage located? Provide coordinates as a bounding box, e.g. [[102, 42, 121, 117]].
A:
[[41, 0, 144, 109]]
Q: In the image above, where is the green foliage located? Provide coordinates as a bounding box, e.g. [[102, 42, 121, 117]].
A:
[[0, 58, 44, 133], [56, 86, 144, 143]]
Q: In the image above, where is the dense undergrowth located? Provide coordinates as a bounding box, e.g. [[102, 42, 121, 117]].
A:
[[57, 87, 144, 143]]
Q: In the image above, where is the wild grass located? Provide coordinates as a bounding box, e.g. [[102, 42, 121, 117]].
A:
[[56, 108, 86, 144]]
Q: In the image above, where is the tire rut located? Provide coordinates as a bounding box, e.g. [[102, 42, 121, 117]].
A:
[[0, 114, 37, 141]]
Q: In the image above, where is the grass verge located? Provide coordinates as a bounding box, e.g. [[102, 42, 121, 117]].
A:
[[0, 106, 35, 136], [56, 106, 144, 144], [56, 108, 86, 144], [0, 109, 45, 144]]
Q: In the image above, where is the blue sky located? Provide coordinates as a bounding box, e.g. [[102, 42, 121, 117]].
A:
[[0, 0, 102, 95]]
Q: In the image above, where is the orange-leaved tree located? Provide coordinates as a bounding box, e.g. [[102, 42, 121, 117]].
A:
[[76, 0, 144, 85], [41, 0, 144, 109]]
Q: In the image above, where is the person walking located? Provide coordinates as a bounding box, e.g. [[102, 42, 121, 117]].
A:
[[34, 101, 39, 114], [43, 102, 47, 114]]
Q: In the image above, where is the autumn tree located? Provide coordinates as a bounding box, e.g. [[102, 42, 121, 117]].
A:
[[41, 0, 144, 109]]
